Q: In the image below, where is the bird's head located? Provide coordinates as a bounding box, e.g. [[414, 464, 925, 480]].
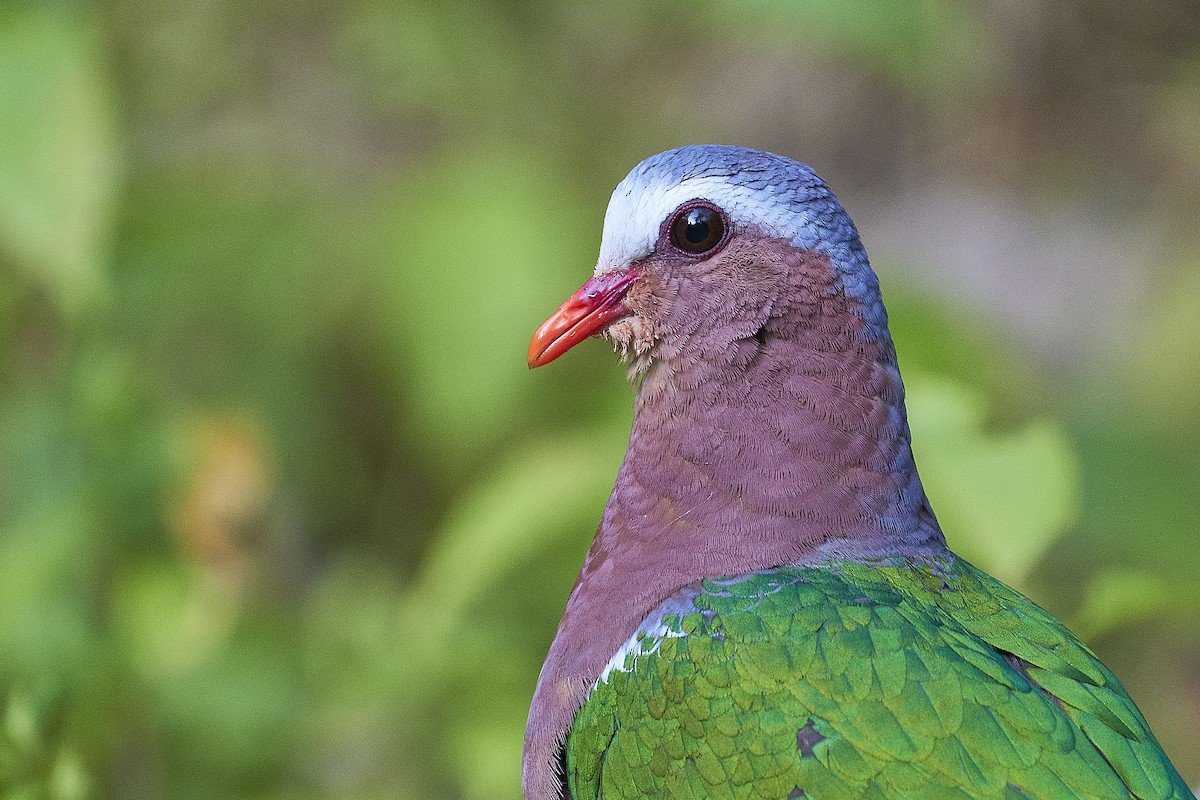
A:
[[528, 145, 886, 375]]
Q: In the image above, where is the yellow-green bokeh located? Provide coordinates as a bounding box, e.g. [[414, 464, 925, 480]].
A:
[[0, 2, 1197, 797]]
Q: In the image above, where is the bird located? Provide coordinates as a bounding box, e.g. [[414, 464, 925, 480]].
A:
[[522, 145, 1190, 800]]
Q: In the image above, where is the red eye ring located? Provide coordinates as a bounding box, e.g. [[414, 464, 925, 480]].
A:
[[667, 202, 727, 256]]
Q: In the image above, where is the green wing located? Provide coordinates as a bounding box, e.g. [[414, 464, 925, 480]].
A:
[[566, 556, 1191, 800]]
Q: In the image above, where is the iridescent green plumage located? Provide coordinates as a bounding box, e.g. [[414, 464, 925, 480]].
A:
[[566, 556, 1190, 799]]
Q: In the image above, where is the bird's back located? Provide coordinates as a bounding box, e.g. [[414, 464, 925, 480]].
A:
[[566, 555, 1191, 800]]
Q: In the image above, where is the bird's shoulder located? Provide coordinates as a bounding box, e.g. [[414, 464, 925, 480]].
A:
[[565, 555, 1190, 800]]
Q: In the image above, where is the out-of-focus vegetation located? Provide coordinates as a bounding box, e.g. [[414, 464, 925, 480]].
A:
[[0, 2, 1197, 797]]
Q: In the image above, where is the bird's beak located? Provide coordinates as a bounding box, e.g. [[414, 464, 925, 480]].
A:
[[528, 269, 639, 368]]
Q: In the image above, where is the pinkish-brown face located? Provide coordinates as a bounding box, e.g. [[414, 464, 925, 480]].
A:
[[528, 200, 733, 368], [529, 198, 785, 370]]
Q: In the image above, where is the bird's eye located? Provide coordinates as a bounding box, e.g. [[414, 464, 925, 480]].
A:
[[669, 204, 726, 255]]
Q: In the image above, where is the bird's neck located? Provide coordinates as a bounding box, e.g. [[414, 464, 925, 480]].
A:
[[522, 247, 944, 798], [600, 247, 944, 576], [607, 340, 940, 570]]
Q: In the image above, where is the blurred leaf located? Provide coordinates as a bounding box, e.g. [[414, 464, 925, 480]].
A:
[[0, 506, 97, 677], [884, 283, 1031, 404], [1125, 263, 1200, 424], [336, 1, 522, 120], [403, 428, 625, 798], [1065, 417, 1200, 583], [292, 426, 626, 799], [110, 564, 241, 682], [451, 718, 524, 800], [149, 630, 305, 792], [1071, 568, 1200, 642], [403, 426, 625, 669], [0, 7, 121, 317], [366, 146, 597, 465], [733, 0, 995, 96], [0, 388, 101, 681], [907, 372, 1081, 587], [0, 686, 91, 800]]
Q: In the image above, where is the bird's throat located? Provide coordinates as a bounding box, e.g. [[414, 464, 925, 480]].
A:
[[601, 312, 940, 585]]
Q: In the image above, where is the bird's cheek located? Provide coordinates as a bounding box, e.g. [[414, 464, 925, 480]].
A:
[[602, 314, 657, 360]]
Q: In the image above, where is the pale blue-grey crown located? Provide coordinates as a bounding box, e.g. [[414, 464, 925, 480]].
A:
[[598, 145, 887, 337]]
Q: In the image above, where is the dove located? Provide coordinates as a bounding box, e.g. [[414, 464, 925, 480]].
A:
[[524, 145, 1189, 800]]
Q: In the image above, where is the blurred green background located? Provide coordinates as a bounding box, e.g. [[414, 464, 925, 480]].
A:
[[1, 1, 1198, 797]]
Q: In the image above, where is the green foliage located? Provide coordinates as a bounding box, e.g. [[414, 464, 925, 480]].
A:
[[907, 373, 1080, 587], [734, 0, 996, 96], [0, 5, 120, 318], [0, 2, 1197, 798]]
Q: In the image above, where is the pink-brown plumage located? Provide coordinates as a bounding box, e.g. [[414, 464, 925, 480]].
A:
[[524, 234, 942, 797]]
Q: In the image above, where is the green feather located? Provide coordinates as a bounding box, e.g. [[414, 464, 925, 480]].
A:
[[565, 556, 1191, 799]]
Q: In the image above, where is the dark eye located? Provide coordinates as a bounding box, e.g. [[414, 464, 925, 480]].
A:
[[669, 205, 725, 255]]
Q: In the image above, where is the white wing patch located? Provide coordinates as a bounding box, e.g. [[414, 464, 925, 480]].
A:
[[595, 586, 701, 685]]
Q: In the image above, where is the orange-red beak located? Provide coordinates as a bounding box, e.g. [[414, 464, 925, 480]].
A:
[[528, 269, 639, 368]]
